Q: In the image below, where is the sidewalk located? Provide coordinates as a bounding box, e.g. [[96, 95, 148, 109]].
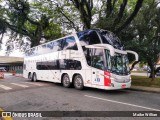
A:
[[130, 85, 160, 93]]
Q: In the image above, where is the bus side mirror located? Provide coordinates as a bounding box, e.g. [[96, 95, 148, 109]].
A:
[[126, 50, 139, 61], [126, 50, 139, 71], [110, 50, 115, 56]]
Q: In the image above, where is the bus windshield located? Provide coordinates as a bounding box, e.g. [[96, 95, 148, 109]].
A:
[[105, 50, 130, 75]]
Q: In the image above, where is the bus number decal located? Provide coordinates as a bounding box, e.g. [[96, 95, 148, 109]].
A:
[[95, 78, 100, 82]]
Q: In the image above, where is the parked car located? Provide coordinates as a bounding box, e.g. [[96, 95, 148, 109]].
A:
[[0, 68, 6, 72], [132, 68, 138, 71]]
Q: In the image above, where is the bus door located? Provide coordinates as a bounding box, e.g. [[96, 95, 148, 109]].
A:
[[90, 48, 105, 86]]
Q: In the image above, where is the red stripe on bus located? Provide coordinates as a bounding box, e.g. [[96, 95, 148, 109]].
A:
[[104, 71, 111, 86]]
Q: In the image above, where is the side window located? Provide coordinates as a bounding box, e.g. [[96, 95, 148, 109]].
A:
[[92, 49, 104, 70], [67, 60, 82, 70], [59, 59, 67, 70], [63, 37, 78, 50], [47, 42, 54, 50], [59, 59, 82, 70], [105, 50, 111, 70], [84, 48, 104, 70], [78, 30, 101, 46], [83, 47, 92, 66], [45, 61, 58, 70], [74, 60, 82, 70], [37, 62, 46, 70], [36, 61, 59, 70], [53, 40, 62, 51], [78, 32, 89, 46], [88, 31, 101, 45]]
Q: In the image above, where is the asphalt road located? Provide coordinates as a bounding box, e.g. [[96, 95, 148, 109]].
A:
[[0, 73, 160, 120]]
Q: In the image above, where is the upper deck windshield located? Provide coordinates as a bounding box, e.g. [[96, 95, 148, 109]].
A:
[[78, 29, 130, 75], [105, 50, 130, 75]]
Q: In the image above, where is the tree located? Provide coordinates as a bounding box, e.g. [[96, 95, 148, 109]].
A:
[[94, 0, 143, 34], [70, 0, 93, 29], [0, 0, 62, 53], [0, 0, 145, 55], [123, 0, 160, 79], [46, 0, 82, 32]]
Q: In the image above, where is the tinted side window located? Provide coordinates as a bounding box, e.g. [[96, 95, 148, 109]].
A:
[[36, 59, 81, 70], [59, 59, 67, 70], [67, 60, 82, 70], [78, 30, 101, 46], [47, 42, 54, 50], [37, 62, 47, 70], [53, 40, 63, 51], [63, 37, 78, 50], [46, 61, 59, 70], [36, 61, 59, 70], [83, 47, 92, 66], [84, 48, 104, 70], [59, 59, 82, 70], [92, 49, 104, 70]]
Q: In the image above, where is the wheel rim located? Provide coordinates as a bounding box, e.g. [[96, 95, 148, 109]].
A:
[[75, 77, 82, 88], [33, 74, 36, 81], [63, 76, 70, 86]]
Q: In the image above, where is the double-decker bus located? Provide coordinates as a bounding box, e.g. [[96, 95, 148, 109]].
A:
[[23, 29, 138, 90]]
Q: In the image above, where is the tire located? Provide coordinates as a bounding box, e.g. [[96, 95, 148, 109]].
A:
[[32, 73, 37, 82], [74, 75, 84, 90], [62, 74, 71, 88], [28, 73, 32, 81]]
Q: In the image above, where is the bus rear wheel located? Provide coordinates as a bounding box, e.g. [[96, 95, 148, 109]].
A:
[[32, 73, 37, 82], [62, 74, 71, 88], [74, 75, 84, 90]]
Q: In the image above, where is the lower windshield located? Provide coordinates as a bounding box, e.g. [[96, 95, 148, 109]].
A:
[[105, 50, 130, 75]]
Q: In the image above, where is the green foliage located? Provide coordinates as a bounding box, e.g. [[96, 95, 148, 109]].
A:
[[0, 0, 62, 51], [44, 21, 62, 40], [139, 62, 144, 68], [95, 0, 143, 33], [131, 75, 160, 87], [123, 0, 160, 78]]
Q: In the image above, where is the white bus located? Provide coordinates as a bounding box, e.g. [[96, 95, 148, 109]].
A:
[[23, 29, 138, 90]]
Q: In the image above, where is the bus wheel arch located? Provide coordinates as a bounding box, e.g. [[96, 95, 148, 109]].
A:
[[28, 72, 32, 80], [73, 74, 84, 90], [32, 72, 37, 82], [61, 73, 71, 88]]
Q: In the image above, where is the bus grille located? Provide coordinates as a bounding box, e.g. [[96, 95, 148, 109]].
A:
[[114, 78, 130, 83]]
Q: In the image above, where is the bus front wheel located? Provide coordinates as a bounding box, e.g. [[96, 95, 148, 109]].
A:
[[62, 74, 71, 88], [74, 75, 84, 90]]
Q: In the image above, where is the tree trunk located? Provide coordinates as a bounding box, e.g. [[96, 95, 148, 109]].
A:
[[31, 37, 40, 47], [148, 60, 155, 81]]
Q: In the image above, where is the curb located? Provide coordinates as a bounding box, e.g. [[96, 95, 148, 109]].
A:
[[129, 86, 160, 93]]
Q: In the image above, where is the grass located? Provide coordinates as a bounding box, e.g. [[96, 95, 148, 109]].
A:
[[131, 75, 160, 88], [131, 71, 147, 73]]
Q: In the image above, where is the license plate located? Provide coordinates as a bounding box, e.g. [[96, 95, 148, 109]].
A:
[[121, 84, 126, 88]]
